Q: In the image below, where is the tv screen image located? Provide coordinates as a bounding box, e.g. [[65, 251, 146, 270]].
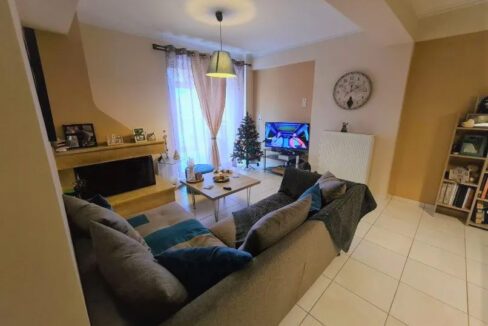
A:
[[264, 122, 310, 150]]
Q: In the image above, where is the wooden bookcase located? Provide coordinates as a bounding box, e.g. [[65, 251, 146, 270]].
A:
[[434, 122, 488, 230]]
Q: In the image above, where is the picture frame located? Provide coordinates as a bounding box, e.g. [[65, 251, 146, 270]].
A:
[[146, 132, 156, 141], [459, 134, 487, 158], [133, 128, 146, 143], [107, 134, 124, 146], [63, 123, 97, 149]]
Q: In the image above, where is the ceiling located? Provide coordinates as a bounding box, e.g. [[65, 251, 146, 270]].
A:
[[76, 0, 360, 58], [409, 0, 488, 17]]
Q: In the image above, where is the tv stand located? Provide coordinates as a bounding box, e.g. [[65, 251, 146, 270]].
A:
[[263, 148, 308, 175]]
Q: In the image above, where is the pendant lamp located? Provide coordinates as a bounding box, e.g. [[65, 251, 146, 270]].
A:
[[206, 11, 236, 78]]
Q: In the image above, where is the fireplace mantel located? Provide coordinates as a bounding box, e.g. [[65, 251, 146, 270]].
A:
[[54, 141, 166, 170]]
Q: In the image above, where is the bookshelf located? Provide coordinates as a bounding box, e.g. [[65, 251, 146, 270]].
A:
[[434, 121, 488, 230]]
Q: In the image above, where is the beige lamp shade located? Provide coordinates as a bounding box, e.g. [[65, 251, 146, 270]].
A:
[[206, 51, 236, 78]]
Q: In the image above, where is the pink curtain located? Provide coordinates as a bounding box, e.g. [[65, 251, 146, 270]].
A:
[[191, 55, 227, 167]]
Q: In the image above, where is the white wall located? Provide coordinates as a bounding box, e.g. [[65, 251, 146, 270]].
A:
[[254, 33, 413, 198], [0, 0, 89, 324]]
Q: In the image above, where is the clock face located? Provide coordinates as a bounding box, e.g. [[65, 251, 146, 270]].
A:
[[333, 72, 372, 110]]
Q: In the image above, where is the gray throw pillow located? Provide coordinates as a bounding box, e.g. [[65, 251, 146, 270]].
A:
[[63, 195, 147, 248], [90, 222, 188, 321], [240, 196, 312, 256], [315, 171, 346, 204]]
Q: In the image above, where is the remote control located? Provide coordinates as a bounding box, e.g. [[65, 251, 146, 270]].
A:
[[223, 186, 232, 191]]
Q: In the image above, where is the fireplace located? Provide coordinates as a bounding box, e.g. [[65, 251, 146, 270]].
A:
[[75, 155, 155, 197]]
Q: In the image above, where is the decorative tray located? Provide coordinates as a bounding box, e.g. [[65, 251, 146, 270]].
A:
[[186, 177, 204, 184], [213, 176, 230, 183]]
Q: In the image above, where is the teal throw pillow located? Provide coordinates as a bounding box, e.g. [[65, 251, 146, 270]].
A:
[[298, 183, 322, 213], [156, 247, 252, 298]]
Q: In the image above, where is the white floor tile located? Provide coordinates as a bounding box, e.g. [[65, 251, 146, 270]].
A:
[[419, 213, 465, 238], [466, 238, 488, 264], [297, 275, 331, 312], [352, 240, 407, 279], [354, 220, 372, 238], [335, 258, 398, 311], [374, 214, 419, 238], [415, 226, 465, 256], [468, 283, 488, 323], [409, 240, 466, 279], [322, 253, 348, 279], [390, 283, 468, 326], [466, 226, 488, 245], [385, 316, 406, 326], [467, 259, 488, 290], [470, 316, 488, 326], [300, 315, 323, 326], [310, 282, 387, 326], [364, 226, 413, 256], [344, 235, 362, 255], [279, 305, 307, 326], [401, 259, 467, 312]]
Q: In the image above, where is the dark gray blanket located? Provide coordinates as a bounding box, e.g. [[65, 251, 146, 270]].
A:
[[310, 181, 377, 252]]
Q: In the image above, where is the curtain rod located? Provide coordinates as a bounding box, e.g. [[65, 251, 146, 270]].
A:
[[152, 44, 251, 67]]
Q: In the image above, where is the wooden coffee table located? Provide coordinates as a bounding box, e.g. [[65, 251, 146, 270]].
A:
[[180, 174, 260, 221]]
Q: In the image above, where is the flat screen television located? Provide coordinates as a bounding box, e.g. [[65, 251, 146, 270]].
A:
[[264, 122, 310, 151]]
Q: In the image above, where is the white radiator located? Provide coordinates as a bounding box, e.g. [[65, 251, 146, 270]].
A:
[[317, 131, 374, 184]]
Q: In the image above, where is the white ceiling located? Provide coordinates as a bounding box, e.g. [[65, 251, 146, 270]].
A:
[[409, 0, 488, 17], [76, 0, 360, 58], [16, 0, 79, 33]]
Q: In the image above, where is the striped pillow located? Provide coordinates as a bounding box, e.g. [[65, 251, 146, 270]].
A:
[[128, 215, 225, 256]]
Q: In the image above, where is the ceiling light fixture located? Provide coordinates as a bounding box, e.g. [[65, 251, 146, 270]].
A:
[[206, 11, 236, 78]]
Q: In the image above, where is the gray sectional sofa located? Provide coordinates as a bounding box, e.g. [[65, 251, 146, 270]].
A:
[[69, 168, 375, 325]]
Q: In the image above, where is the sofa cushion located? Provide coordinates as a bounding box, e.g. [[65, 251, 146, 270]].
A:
[[240, 196, 312, 256], [298, 183, 322, 214], [90, 222, 188, 322], [209, 217, 237, 247], [279, 168, 321, 199], [145, 219, 226, 256], [156, 247, 252, 298], [63, 195, 147, 248], [315, 171, 346, 204], [232, 192, 295, 245]]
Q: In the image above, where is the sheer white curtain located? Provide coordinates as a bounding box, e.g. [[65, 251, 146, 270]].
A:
[[217, 64, 245, 168], [166, 51, 211, 165]]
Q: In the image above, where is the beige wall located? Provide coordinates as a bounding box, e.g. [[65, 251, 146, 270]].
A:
[[253, 61, 315, 135], [79, 23, 173, 149], [37, 18, 132, 143], [254, 33, 413, 198], [0, 0, 89, 324], [389, 31, 488, 204]]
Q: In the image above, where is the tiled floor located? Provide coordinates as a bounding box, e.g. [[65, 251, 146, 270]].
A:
[[175, 168, 488, 326]]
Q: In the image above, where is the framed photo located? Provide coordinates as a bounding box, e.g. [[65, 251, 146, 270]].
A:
[[459, 135, 487, 157], [146, 132, 156, 141], [107, 134, 124, 146], [63, 124, 97, 149], [133, 128, 146, 143]]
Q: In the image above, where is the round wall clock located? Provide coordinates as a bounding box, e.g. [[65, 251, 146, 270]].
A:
[[333, 71, 372, 110]]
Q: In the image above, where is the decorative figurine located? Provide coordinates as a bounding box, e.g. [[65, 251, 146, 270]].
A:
[[341, 122, 349, 133]]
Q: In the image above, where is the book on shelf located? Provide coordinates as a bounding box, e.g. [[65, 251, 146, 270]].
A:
[[480, 174, 488, 200], [474, 202, 488, 224], [438, 181, 474, 209]]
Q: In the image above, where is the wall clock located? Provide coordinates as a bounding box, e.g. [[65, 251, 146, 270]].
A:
[[333, 71, 372, 110]]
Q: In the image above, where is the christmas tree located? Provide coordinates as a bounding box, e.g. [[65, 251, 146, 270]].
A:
[[232, 113, 263, 168]]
